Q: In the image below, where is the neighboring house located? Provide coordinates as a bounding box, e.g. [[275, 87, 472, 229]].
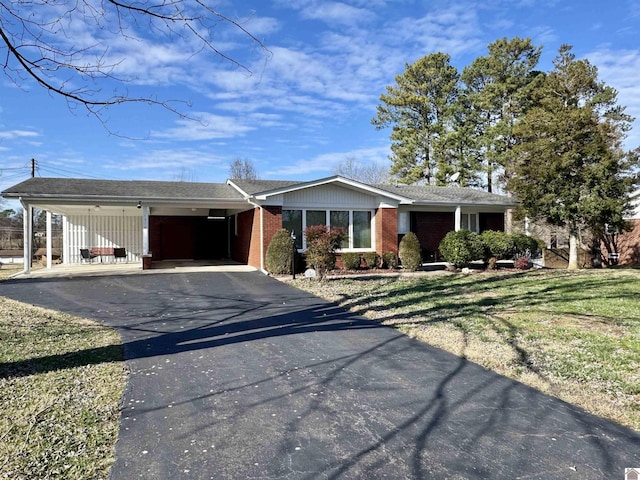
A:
[[1, 176, 516, 273], [614, 189, 640, 265]]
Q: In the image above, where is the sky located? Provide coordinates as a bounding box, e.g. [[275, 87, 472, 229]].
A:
[[1, 0, 639, 204]]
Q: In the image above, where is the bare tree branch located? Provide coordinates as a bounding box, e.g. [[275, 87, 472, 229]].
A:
[[0, 0, 270, 130]]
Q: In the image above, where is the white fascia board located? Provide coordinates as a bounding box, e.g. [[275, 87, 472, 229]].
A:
[[226, 179, 251, 198]]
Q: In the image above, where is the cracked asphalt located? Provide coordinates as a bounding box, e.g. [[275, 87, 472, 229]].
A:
[[1, 270, 638, 479]]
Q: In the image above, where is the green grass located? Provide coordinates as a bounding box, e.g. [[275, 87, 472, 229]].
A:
[[0, 296, 125, 480], [292, 269, 640, 431]]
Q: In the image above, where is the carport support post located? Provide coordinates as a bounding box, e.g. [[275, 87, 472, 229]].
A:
[[46, 210, 52, 269], [142, 205, 150, 255], [20, 200, 32, 274]]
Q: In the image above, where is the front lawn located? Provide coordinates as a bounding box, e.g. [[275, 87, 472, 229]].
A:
[[0, 296, 125, 479], [291, 269, 640, 431]]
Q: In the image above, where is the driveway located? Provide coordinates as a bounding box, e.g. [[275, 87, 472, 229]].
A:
[[1, 270, 638, 479]]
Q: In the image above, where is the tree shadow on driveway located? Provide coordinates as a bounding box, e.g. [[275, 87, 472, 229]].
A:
[[1, 271, 639, 479]]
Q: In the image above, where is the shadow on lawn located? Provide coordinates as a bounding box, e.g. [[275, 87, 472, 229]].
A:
[[1, 270, 639, 479]]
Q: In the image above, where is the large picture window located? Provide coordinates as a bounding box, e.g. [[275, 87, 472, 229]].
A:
[[282, 208, 374, 251]]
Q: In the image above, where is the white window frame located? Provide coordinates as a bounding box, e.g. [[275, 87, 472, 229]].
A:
[[283, 208, 376, 252], [460, 213, 479, 233]]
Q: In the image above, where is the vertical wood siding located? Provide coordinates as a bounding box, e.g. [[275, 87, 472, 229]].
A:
[[64, 213, 142, 264]]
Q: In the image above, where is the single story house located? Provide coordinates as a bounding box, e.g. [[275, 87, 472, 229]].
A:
[[1, 176, 517, 273]]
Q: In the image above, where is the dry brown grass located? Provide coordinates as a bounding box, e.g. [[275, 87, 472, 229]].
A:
[[0, 297, 125, 479], [291, 269, 640, 431]]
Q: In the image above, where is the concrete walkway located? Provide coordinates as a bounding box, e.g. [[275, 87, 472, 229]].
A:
[[1, 271, 638, 479]]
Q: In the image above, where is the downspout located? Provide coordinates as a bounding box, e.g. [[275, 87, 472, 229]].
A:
[[247, 198, 266, 274]]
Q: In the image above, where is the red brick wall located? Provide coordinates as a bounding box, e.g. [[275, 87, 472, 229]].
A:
[[411, 212, 455, 258], [616, 219, 640, 265], [232, 209, 255, 265], [234, 206, 283, 269], [375, 208, 398, 255], [261, 206, 283, 268]]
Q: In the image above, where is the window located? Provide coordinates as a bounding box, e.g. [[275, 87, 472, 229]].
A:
[[330, 211, 349, 248], [306, 210, 326, 228], [461, 213, 478, 233], [282, 209, 302, 249], [353, 211, 372, 248], [283, 208, 374, 250]]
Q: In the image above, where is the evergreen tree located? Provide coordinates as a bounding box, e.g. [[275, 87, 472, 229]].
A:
[[461, 37, 542, 192], [509, 45, 638, 270], [372, 53, 459, 185]]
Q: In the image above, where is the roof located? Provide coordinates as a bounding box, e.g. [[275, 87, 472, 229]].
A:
[[2, 176, 517, 208], [2, 177, 244, 201], [373, 184, 517, 206], [229, 176, 412, 203]]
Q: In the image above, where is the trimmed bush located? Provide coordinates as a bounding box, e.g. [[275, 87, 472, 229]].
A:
[[512, 233, 542, 258], [480, 230, 514, 260], [362, 252, 379, 269], [265, 229, 294, 275], [438, 230, 484, 268], [304, 225, 347, 280], [382, 251, 397, 269], [398, 232, 422, 271], [341, 252, 361, 270]]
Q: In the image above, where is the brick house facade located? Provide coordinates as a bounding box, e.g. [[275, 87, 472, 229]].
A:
[[2, 176, 518, 274]]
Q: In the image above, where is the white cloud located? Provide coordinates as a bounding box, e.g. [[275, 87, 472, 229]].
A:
[[152, 113, 255, 141], [0, 129, 40, 140], [265, 146, 389, 177], [299, 2, 376, 27]]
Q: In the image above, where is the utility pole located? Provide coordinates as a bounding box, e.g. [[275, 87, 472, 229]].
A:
[[31, 158, 36, 177]]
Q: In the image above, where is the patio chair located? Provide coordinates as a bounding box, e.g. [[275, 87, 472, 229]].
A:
[[80, 248, 97, 263], [113, 248, 127, 262]]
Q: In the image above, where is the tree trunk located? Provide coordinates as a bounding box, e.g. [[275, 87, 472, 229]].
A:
[[568, 228, 579, 270]]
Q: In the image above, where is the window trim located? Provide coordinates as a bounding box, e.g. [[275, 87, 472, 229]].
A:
[[282, 208, 375, 252]]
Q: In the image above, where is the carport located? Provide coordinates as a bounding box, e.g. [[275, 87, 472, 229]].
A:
[[1, 178, 251, 273]]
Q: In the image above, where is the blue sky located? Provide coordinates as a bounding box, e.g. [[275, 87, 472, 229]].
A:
[[1, 0, 639, 199]]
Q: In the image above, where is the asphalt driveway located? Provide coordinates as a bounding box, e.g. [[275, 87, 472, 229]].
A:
[[1, 270, 638, 479]]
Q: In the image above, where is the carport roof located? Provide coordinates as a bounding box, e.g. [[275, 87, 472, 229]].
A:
[[2, 177, 244, 201]]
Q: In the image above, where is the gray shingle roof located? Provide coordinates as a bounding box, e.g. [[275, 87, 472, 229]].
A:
[[228, 179, 301, 196], [2, 177, 244, 200], [2, 176, 517, 207], [373, 184, 518, 206]]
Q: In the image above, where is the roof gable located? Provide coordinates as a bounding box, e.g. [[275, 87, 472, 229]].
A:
[[229, 176, 412, 203]]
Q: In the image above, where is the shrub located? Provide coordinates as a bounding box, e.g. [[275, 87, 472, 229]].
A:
[[265, 229, 294, 275], [341, 252, 361, 271], [362, 252, 379, 269], [480, 230, 514, 260], [487, 256, 498, 270], [514, 256, 532, 270], [438, 230, 484, 268], [512, 233, 542, 258], [398, 232, 422, 271], [304, 225, 347, 280], [382, 251, 397, 269]]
